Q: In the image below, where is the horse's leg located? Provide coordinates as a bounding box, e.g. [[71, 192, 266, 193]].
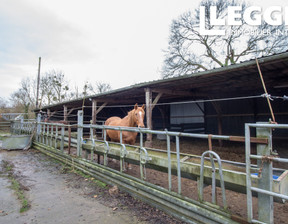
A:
[[123, 137, 135, 170]]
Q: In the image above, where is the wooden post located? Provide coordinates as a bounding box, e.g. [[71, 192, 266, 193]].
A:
[[36, 113, 41, 142], [145, 88, 152, 147], [211, 101, 223, 147], [92, 100, 97, 137], [68, 125, 71, 154], [77, 110, 83, 157], [63, 105, 67, 122], [92, 100, 97, 125], [47, 109, 51, 119]]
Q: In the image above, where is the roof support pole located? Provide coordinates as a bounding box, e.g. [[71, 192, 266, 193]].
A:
[[47, 109, 51, 119], [144, 89, 163, 147], [145, 88, 153, 147], [63, 105, 67, 122], [91, 100, 97, 138], [91, 101, 107, 138], [211, 101, 223, 147], [92, 100, 97, 126]]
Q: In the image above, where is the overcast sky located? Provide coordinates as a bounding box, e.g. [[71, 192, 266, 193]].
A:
[[0, 0, 287, 99]]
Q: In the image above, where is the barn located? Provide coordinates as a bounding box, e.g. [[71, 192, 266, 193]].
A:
[[35, 51, 288, 143], [27, 51, 288, 223]]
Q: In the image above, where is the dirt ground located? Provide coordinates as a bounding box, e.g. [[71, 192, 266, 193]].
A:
[[104, 138, 288, 224], [158, 138, 288, 223], [1, 137, 287, 224], [0, 149, 184, 224]]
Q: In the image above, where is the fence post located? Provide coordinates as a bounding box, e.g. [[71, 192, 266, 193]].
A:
[[20, 117, 24, 134], [60, 126, 64, 153], [256, 122, 273, 223], [77, 110, 83, 157], [36, 113, 41, 142]]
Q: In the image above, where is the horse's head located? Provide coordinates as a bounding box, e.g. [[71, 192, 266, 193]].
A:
[[132, 104, 145, 128]]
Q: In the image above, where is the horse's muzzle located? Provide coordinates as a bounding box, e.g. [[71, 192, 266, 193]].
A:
[[138, 125, 145, 128]]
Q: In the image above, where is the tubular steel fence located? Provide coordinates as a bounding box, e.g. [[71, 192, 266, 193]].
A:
[[245, 123, 288, 224], [10, 111, 288, 224]]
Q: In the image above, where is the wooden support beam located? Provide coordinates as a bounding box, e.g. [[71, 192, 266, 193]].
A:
[[50, 111, 57, 117], [145, 88, 153, 147], [47, 110, 57, 120], [211, 101, 223, 147], [152, 92, 163, 110], [144, 89, 164, 147], [92, 100, 97, 125], [63, 105, 68, 122], [68, 108, 75, 115], [91, 101, 107, 137], [47, 109, 51, 118], [96, 102, 108, 115]]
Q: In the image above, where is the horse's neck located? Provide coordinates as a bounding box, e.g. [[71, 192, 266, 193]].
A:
[[124, 111, 136, 127]]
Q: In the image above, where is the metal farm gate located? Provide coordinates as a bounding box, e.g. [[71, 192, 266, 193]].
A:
[[10, 112, 288, 224]]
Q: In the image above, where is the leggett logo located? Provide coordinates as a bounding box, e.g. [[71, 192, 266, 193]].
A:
[[199, 6, 288, 35]]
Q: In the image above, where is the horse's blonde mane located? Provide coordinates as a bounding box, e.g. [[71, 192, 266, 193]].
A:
[[127, 109, 135, 127]]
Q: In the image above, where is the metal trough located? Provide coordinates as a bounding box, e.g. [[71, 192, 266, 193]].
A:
[[0, 134, 31, 150]]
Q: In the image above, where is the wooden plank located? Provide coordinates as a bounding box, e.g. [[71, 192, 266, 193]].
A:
[[92, 100, 97, 125], [152, 92, 163, 110], [229, 136, 268, 144], [96, 102, 107, 114], [68, 108, 75, 115], [145, 88, 152, 145], [63, 105, 67, 121]]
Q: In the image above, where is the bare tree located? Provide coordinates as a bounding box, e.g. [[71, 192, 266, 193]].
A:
[[11, 70, 71, 112], [0, 97, 11, 113], [10, 77, 36, 114], [86, 81, 112, 95], [162, 0, 288, 78], [45, 70, 69, 103]]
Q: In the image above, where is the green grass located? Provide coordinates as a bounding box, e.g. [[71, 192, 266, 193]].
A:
[[10, 178, 30, 213], [1, 160, 31, 213]]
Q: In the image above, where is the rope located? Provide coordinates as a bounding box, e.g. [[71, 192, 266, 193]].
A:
[[255, 58, 276, 123]]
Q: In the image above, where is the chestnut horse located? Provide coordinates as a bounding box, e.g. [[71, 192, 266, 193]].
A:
[[105, 104, 145, 145]]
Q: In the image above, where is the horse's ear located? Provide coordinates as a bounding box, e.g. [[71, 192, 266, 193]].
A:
[[134, 103, 138, 110], [142, 104, 145, 110]]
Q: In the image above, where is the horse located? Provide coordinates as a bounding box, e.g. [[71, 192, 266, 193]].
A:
[[105, 104, 145, 145]]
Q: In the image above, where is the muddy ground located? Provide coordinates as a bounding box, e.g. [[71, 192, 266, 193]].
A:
[[1, 137, 287, 224], [104, 138, 288, 224], [0, 149, 184, 224]]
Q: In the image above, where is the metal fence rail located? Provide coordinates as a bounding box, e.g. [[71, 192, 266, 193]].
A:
[[10, 112, 288, 224], [245, 123, 288, 224]]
